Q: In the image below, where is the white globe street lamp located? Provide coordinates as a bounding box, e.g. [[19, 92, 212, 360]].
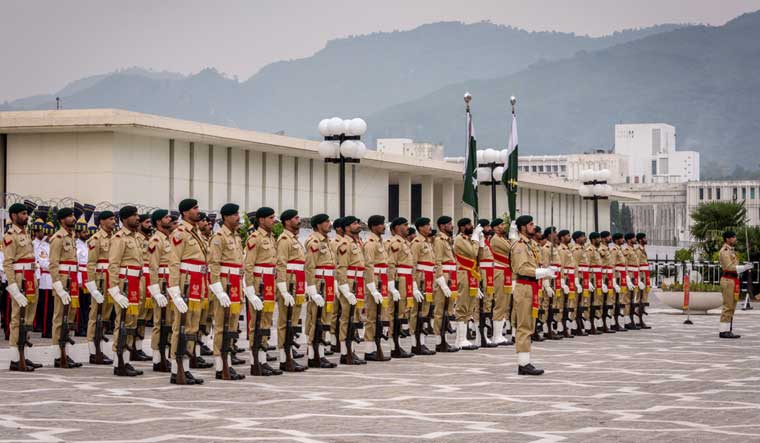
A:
[[578, 168, 610, 232], [317, 117, 368, 216]]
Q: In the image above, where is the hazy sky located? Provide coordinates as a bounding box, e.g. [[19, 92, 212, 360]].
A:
[[2, 0, 759, 102]]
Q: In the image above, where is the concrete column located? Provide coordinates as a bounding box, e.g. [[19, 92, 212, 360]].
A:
[[420, 175, 434, 218], [398, 174, 412, 219], [441, 180, 456, 219]]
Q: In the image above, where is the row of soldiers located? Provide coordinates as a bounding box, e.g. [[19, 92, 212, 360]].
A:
[[3, 198, 658, 381]]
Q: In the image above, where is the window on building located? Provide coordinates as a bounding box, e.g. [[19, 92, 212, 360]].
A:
[[553, 165, 558, 172], [560, 165, 566, 173], [708, 188, 712, 199], [651, 160, 657, 176], [652, 128, 661, 155], [699, 188, 704, 200], [742, 187, 747, 200], [532, 166, 537, 172], [634, 176, 639, 184], [752, 187, 756, 200], [716, 188, 721, 200], [538, 166, 544, 172], [732, 187, 737, 200]]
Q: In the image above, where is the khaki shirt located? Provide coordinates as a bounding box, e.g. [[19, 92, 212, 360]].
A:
[[719, 243, 737, 272], [586, 243, 601, 268], [623, 243, 638, 271], [305, 231, 334, 288], [571, 243, 588, 268], [168, 220, 208, 289], [490, 235, 511, 266], [148, 230, 172, 286], [609, 242, 624, 267], [411, 234, 435, 283], [208, 224, 243, 287], [340, 235, 365, 289], [599, 242, 612, 268], [559, 243, 575, 280], [541, 242, 560, 267], [363, 231, 388, 284], [432, 232, 455, 279], [49, 228, 77, 286], [332, 235, 352, 285], [637, 244, 649, 267], [511, 234, 540, 278], [244, 227, 276, 287], [86, 228, 111, 284], [387, 233, 413, 281], [108, 227, 142, 289], [454, 233, 478, 262], [276, 229, 306, 284], [3, 224, 35, 288]]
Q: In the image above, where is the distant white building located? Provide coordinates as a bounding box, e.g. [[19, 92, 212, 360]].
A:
[[377, 138, 444, 161], [518, 152, 629, 184], [614, 123, 699, 184], [687, 180, 760, 227]]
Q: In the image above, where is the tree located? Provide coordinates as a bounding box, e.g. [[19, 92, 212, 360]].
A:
[[620, 204, 634, 234], [610, 201, 621, 234], [736, 226, 760, 262], [690, 201, 748, 257]]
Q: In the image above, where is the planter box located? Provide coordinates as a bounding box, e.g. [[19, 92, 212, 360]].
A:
[[655, 291, 722, 314]]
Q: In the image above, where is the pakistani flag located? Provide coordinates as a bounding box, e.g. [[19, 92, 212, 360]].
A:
[[501, 113, 519, 220], [462, 109, 479, 214]]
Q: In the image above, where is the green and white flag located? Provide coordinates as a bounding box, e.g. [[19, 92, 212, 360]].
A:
[[502, 113, 519, 220], [462, 110, 479, 215]]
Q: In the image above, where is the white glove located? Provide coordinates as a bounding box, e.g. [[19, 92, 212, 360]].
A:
[[638, 280, 646, 290], [7, 283, 28, 307], [52, 280, 71, 305], [511, 280, 516, 292], [626, 276, 634, 290], [575, 277, 582, 290], [367, 282, 383, 304], [307, 285, 325, 307], [471, 225, 483, 244], [209, 281, 231, 308], [589, 280, 595, 292], [85, 281, 104, 304], [736, 264, 751, 274], [436, 276, 452, 298], [614, 282, 621, 293], [412, 282, 424, 303], [542, 279, 555, 298], [338, 283, 357, 306], [535, 267, 553, 280], [388, 280, 401, 301], [477, 288, 485, 299], [549, 266, 561, 274], [561, 283, 570, 295], [276, 282, 296, 307], [602, 283, 609, 294], [508, 221, 518, 241], [244, 285, 263, 311], [148, 283, 168, 308], [107, 286, 129, 309], [167, 286, 188, 313]]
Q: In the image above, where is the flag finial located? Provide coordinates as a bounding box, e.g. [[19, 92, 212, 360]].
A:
[[510, 96, 516, 114]]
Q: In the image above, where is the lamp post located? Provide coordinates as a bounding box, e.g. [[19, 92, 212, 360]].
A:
[[317, 117, 368, 218], [578, 169, 613, 232], [476, 149, 507, 220]]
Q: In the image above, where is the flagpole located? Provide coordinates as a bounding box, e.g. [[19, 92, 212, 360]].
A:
[[464, 92, 478, 220]]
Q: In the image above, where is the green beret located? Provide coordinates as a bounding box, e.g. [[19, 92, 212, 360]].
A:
[[600, 231, 611, 238], [198, 212, 207, 221], [612, 233, 623, 240], [151, 209, 169, 226], [414, 217, 431, 229], [343, 216, 360, 226], [138, 213, 150, 223], [333, 218, 344, 230], [624, 233, 635, 240], [57, 207, 74, 220], [8, 203, 27, 215], [543, 226, 556, 237], [589, 232, 600, 240], [220, 203, 239, 217], [390, 217, 408, 230], [118, 206, 138, 220], [178, 198, 197, 213], [255, 207, 275, 219], [534, 226, 542, 235], [572, 231, 586, 240], [478, 218, 490, 228], [515, 215, 532, 229], [490, 218, 504, 228], [97, 210, 115, 223], [636, 232, 646, 240], [437, 215, 452, 226], [723, 230, 736, 240], [311, 213, 329, 228], [457, 217, 471, 228], [407, 227, 416, 236], [367, 215, 385, 228], [280, 209, 298, 222], [558, 229, 570, 237]]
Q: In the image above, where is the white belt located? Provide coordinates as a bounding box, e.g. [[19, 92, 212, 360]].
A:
[[416, 264, 435, 273], [480, 262, 494, 269], [119, 267, 142, 277], [605, 268, 613, 274], [142, 266, 151, 274], [591, 267, 602, 273], [59, 264, 78, 272], [158, 266, 169, 275], [220, 266, 242, 276], [578, 266, 590, 272], [78, 265, 88, 272], [180, 262, 207, 274], [286, 263, 305, 272], [253, 266, 275, 275], [13, 263, 33, 271], [639, 265, 649, 271], [442, 264, 457, 272], [567, 269, 576, 275], [96, 263, 109, 271], [628, 267, 638, 273], [396, 267, 413, 275], [315, 268, 334, 277], [615, 266, 626, 272], [373, 267, 388, 275], [347, 269, 364, 277]]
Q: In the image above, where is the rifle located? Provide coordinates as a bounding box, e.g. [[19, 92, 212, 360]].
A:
[[391, 280, 407, 353], [283, 282, 301, 371], [174, 282, 189, 385], [92, 278, 109, 364], [439, 291, 452, 350], [156, 281, 171, 371], [374, 289, 389, 360], [613, 287, 624, 331], [561, 290, 573, 337], [250, 282, 269, 375], [575, 280, 587, 336], [414, 278, 426, 353], [115, 280, 129, 374], [310, 281, 330, 366], [17, 285, 31, 371], [59, 277, 76, 368], [478, 285, 494, 347], [220, 283, 238, 379], [344, 280, 362, 364]]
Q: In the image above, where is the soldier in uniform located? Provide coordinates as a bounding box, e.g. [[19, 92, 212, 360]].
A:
[[454, 218, 482, 351], [598, 231, 616, 333], [107, 206, 144, 376], [586, 232, 603, 335], [4, 203, 43, 371], [362, 215, 391, 361], [146, 210, 172, 371], [386, 217, 416, 358], [409, 217, 436, 355], [571, 231, 590, 336], [557, 230, 575, 338], [49, 207, 84, 368], [33, 215, 53, 338], [511, 215, 553, 375], [166, 199, 207, 385], [244, 207, 283, 376], [275, 209, 308, 372], [489, 218, 512, 345], [540, 227, 562, 340], [609, 233, 627, 332], [83, 211, 115, 363], [334, 216, 367, 364], [197, 212, 214, 358], [622, 233, 640, 330], [477, 219, 498, 347], [133, 213, 153, 361], [206, 203, 246, 380], [329, 217, 347, 354], [718, 231, 750, 338], [430, 216, 457, 352], [304, 213, 337, 368], [635, 233, 652, 329]]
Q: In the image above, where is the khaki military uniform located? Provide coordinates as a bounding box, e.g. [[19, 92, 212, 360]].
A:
[[719, 243, 740, 324], [637, 244, 650, 306], [541, 242, 561, 326], [386, 233, 414, 338], [572, 243, 590, 321], [148, 230, 173, 354], [108, 227, 143, 353], [244, 227, 277, 348], [558, 242, 576, 321], [199, 233, 214, 338], [622, 243, 638, 316], [479, 238, 495, 322], [363, 232, 389, 343], [137, 231, 152, 343], [599, 242, 615, 310], [49, 228, 79, 349], [304, 231, 335, 348], [208, 225, 244, 357], [275, 229, 306, 349], [334, 234, 365, 350], [168, 220, 208, 357], [511, 233, 541, 353], [3, 224, 38, 348], [330, 234, 351, 341], [587, 243, 603, 321], [86, 228, 114, 343], [454, 233, 480, 322], [410, 234, 434, 339], [490, 234, 512, 325]]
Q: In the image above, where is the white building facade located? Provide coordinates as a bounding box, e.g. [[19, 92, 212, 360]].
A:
[[687, 180, 760, 227], [518, 152, 630, 184], [614, 123, 699, 184]]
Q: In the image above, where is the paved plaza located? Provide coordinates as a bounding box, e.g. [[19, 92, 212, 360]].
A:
[[1, 299, 759, 442]]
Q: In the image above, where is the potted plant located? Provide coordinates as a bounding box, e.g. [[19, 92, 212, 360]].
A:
[[655, 281, 723, 314]]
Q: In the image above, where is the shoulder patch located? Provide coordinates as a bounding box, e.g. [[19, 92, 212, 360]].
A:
[[3, 235, 11, 247]]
